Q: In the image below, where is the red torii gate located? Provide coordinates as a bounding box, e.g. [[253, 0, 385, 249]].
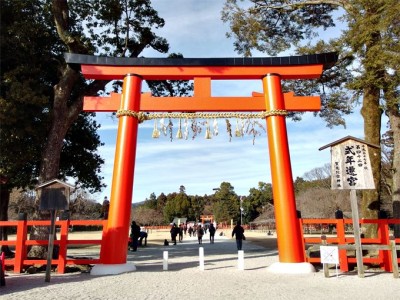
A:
[[65, 52, 338, 274]]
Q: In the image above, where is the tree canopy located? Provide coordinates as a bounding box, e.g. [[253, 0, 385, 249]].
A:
[[222, 0, 400, 237], [0, 0, 170, 195], [0, 0, 173, 253], [1, 1, 398, 241]]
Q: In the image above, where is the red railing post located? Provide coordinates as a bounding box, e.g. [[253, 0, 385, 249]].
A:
[[336, 218, 348, 272], [57, 219, 69, 273], [14, 217, 27, 273], [299, 218, 306, 258], [377, 219, 391, 271]]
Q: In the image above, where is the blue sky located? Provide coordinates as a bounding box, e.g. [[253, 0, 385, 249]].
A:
[[92, 0, 367, 203]]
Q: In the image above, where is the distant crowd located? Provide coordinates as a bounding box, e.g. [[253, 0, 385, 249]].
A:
[[168, 222, 217, 245], [129, 220, 246, 252]]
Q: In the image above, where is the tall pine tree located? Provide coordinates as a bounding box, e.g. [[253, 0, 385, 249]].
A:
[[222, 0, 400, 237]]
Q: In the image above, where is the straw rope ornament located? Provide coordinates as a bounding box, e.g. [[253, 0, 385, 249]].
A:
[[115, 109, 288, 144], [115, 110, 288, 120]]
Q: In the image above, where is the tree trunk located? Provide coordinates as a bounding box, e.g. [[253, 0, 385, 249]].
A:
[[358, 7, 384, 238], [39, 66, 81, 182], [28, 65, 81, 259], [387, 97, 400, 238], [360, 85, 382, 238], [28, 0, 108, 258]]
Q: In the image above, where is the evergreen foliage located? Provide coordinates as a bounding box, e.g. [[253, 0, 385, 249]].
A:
[[221, 0, 400, 237], [0, 0, 169, 199]]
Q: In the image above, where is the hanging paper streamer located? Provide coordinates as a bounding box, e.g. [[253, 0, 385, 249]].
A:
[[213, 118, 218, 136], [184, 118, 189, 140], [159, 118, 167, 136], [143, 111, 284, 143]]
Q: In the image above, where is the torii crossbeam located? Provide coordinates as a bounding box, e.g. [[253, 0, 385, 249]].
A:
[[65, 52, 338, 274]]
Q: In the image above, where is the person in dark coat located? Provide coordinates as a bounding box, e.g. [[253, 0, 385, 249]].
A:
[[138, 231, 148, 246], [130, 221, 141, 251], [101, 197, 110, 220], [170, 223, 178, 245], [197, 224, 204, 244], [188, 226, 193, 237], [232, 221, 245, 250], [208, 223, 216, 244], [178, 224, 184, 242], [335, 207, 344, 219]]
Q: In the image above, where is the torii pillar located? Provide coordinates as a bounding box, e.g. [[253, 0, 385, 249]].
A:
[[92, 74, 142, 275], [263, 74, 312, 273], [65, 52, 338, 275]]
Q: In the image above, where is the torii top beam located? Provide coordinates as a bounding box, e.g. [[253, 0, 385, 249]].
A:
[[65, 52, 338, 81], [65, 52, 338, 113]]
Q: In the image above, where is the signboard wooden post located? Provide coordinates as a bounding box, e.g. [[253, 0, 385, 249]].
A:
[[36, 179, 72, 282], [320, 136, 379, 278]]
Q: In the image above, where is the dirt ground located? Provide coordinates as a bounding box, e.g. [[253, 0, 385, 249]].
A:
[[4, 228, 399, 300], [61, 228, 278, 250], [134, 228, 277, 248]]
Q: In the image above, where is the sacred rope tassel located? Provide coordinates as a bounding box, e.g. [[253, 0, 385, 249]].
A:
[[213, 118, 218, 136], [152, 119, 160, 138], [235, 119, 242, 137], [176, 118, 183, 139], [205, 120, 212, 139]]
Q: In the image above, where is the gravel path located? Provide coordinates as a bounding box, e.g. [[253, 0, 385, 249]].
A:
[[1, 233, 399, 299]]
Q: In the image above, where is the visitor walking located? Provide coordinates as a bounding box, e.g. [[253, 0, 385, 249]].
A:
[[197, 224, 204, 244], [178, 224, 184, 242], [170, 223, 178, 245], [130, 221, 141, 251], [232, 221, 245, 250], [188, 226, 193, 237], [208, 223, 216, 244], [183, 223, 188, 235]]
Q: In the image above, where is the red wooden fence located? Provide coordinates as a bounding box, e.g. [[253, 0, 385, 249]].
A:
[[0, 218, 399, 274], [0, 219, 106, 273], [301, 218, 400, 272]]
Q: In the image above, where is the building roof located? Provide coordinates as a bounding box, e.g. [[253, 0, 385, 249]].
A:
[[171, 217, 187, 225], [65, 52, 338, 70], [319, 135, 380, 151], [36, 179, 75, 190]]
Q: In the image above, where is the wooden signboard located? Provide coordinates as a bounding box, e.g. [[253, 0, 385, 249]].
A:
[[319, 136, 379, 190], [330, 139, 375, 190], [37, 179, 72, 211], [319, 136, 380, 278], [35, 179, 73, 282]]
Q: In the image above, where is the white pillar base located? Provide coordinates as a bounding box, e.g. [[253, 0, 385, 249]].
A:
[[90, 263, 136, 276], [267, 262, 315, 274]]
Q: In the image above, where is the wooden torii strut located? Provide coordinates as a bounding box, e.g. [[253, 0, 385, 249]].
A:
[[65, 52, 338, 273]]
